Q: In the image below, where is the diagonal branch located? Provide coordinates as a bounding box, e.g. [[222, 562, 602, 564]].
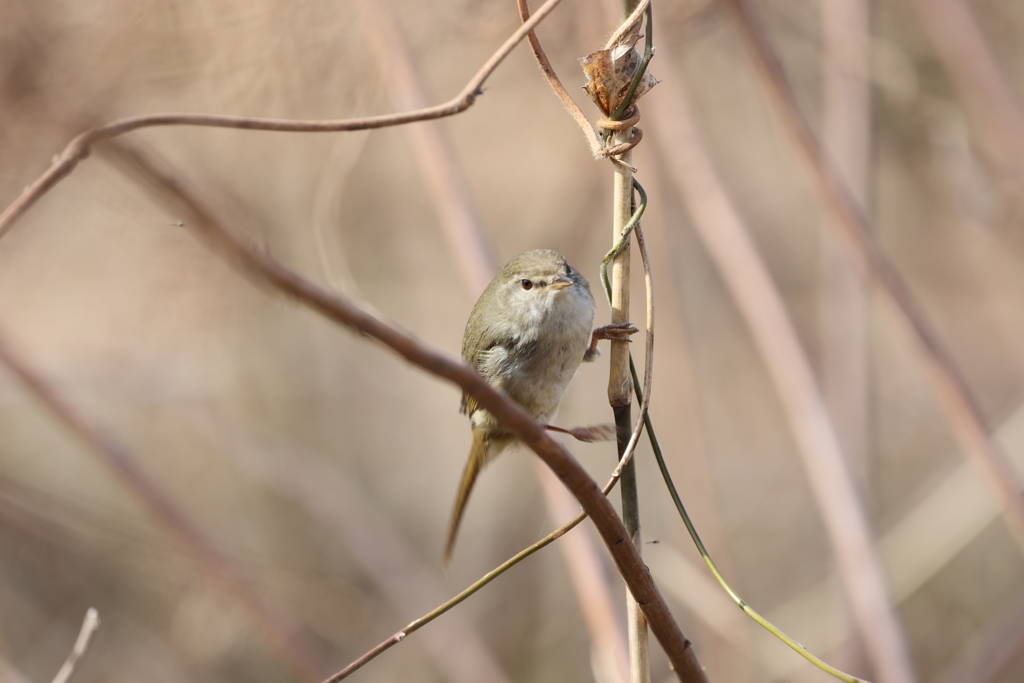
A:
[[98, 138, 709, 683], [0, 0, 569, 242]]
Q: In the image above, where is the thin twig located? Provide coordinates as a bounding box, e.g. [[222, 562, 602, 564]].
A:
[[534, 463, 630, 683], [0, 0, 569, 241], [50, 608, 100, 683], [719, 0, 1024, 558], [516, 0, 604, 158], [327, 385, 662, 683], [100, 138, 708, 683], [599, 179, 653, 478], [327, 420, 658, 683]]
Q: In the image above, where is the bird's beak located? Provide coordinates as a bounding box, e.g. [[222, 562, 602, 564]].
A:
[[546, 276, 573, 291]]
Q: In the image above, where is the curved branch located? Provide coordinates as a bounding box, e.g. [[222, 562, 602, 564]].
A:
[[0, 0, 568, 241], [101, 138, 708, 683]]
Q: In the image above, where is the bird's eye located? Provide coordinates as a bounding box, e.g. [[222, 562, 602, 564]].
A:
[[521, 279, 533, 290]]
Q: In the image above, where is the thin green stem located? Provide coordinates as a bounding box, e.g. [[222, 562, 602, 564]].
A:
[[613, 4, 656, 122], [600, 178, 647, 303], [627, 360, 871, 683]]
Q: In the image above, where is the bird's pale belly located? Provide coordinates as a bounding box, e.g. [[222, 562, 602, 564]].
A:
[[503, 339, 586, 422]]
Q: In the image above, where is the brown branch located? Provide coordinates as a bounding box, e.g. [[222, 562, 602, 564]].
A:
[[50, 608, 100, 683], [99, 138, 707, 683], [515, 0, 604, 157], [0, 335, 326, 681], [323, 415, 659, 683], [0, 0, 568, 242], [720, 0, 1024, 557], [369, 5, 649, 677]]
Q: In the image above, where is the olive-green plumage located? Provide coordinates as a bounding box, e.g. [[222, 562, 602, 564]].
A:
[[445, 250, 596, 567]]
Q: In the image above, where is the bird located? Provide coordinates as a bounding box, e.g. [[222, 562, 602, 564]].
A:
[[445, 249, 635, 566]]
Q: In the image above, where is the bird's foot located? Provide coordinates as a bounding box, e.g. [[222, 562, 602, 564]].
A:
[[585, 322, 639, 360], [545, 423, 616, 443]]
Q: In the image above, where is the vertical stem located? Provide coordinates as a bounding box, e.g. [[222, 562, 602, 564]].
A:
[[613, 146, 650, 683], [610, 2, 649, 677]]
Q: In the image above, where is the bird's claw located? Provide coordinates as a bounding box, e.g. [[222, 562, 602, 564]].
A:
[[546, 423, 616, 443], [592, 322, 640, 342], [568, 424, 616, 443], [585, 323, 639, 361]]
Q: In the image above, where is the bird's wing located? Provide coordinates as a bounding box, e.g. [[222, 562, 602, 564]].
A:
[[460, 319, 515, 416]]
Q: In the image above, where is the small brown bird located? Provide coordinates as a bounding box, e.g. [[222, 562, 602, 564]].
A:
[[445, 249, 634, 566]]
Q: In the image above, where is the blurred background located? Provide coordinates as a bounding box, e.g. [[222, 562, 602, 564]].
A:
[[2, 0, 1024, 682]]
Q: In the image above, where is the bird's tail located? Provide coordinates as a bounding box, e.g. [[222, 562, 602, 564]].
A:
[[443, 429, 488, 569]]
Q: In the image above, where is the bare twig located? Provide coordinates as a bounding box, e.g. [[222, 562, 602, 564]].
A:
[[0, 0, 569, 241], [324, 413, 659, 683], [534, 463, 630, 683], [516, 0, 604, 158], [50, 608, 100, 683], [0, 335, 327, 682], [719, 0, 1024, 559], [100, 139, 708, 683]]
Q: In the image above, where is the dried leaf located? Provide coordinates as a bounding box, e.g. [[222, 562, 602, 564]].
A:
[[580, 36, 658, 116]]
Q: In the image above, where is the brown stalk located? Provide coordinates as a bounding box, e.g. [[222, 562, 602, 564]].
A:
[[607, 0, 646, 679], [645, 43, 913, 683], [719, 0, 1024, 558], [516, 1, 657, 678], [366, 2, 639, 676], [534, 463, 630, 683], [0, 0, 569, 241], [99, 138, 708, 683], [320, 385, 661, 683], [0, 332, 326, 682], [515, 0, 604, 158]]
